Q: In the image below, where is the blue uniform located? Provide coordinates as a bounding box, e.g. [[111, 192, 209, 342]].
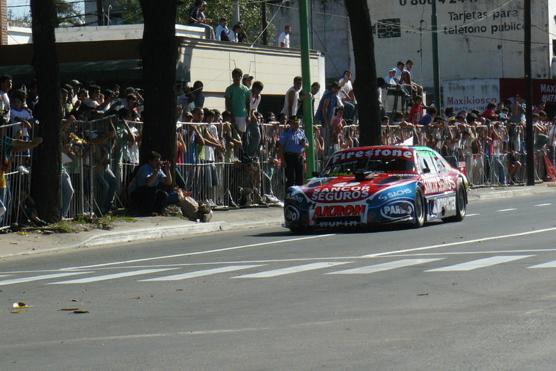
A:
[[279, 128, 307, 154]]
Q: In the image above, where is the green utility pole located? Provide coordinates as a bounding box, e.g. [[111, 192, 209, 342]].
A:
[[299, 0, 315, 175], [431, 0, 441, 109], [524, 0, 534, 186]]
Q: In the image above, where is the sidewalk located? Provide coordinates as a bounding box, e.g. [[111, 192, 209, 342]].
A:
[[0, 184, 554, 260]]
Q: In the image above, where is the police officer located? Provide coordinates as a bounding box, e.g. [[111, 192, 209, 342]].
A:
[[279, 117, 308, 191]]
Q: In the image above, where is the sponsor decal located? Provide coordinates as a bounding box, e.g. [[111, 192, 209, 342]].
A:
[[377, 187, 412, 201], [317, 221, 359, 227], [331, 149, 413, 164], [284, 205, 301, 223], [423, 176, 456, 194], [380, 200, 414, 221], [314, 205, 366, 219], [428, 196, 457, 218], [310, 182, 371, 203]]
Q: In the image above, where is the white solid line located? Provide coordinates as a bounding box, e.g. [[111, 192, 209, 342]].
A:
[[466, 213, 480, 217], [362, 227, 556, 258], [62, 234, 336, 270], [49, 268, 177, 284], [140, 265, 264, 281], [529, 260, 556, 269], [497, 208, 517, 212], [0, 272, 94, 286], [327, 259, 443, 275], [426, 255, 533, 272], [233, 262, 350, 278], [535, 203, 552, 207]]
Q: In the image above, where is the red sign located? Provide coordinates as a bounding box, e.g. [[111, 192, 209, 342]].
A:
[[500, 78, 556, 105]]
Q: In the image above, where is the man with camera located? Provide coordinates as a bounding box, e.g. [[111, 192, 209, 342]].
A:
[[127, 151, 175, 215]]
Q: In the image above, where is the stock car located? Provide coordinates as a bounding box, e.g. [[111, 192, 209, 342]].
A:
[[284, 146, 469, 232]]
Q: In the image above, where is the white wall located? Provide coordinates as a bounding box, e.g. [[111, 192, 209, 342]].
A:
[[368, 0, 551, 88]]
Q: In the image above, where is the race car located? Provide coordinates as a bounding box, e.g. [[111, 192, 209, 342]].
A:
[[284, 146, 469, 232]]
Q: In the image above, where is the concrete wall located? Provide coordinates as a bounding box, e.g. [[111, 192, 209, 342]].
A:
[[180, 40, 326, 111], [368, 0, 551, 89]]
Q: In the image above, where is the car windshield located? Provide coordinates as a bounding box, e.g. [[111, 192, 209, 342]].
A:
[[321, 149, 416, 176]]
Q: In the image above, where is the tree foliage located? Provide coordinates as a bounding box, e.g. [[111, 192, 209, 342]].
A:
[[114, 0, 274, 45]]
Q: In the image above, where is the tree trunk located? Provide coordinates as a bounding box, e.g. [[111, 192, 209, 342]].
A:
[[344, 0, 381, 146], [30, 0, 62, 223], [139, 0, 177, 166]]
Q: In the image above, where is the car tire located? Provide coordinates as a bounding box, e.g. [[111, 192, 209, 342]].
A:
[[443, 183, 466, 223], [412, 189, 426, 228]]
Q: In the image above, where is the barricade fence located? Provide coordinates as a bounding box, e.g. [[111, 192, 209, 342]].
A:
[[2, 119, 556, 228]]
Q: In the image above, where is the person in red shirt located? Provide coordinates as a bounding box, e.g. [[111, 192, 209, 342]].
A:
[[482, 102, 497, 120], [407, 96, 424, 125]]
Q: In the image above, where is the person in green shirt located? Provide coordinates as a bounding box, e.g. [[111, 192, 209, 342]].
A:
[[224, 68, 251, 134]]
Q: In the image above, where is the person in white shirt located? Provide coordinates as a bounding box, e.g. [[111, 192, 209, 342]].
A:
[[394, 61, 405, 83], [281, 76, 302, 120], [0, 75, 12, 124], [250, 81, 264, 114], [385, 69, 398, 86], [278, 25, 291, 48], [215, 17, 232, 41], [338, 70, 356, 121]]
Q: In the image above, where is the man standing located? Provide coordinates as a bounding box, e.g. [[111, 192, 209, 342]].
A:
[[314, 82, 342, 154], [338, 70, 356, 122], [215, 17, 231, 41], [281, 76, 302, 121], [278, 25, 291, 48], [279, 118, 308, 191], [297, 82, 321, 118], [188, 0, 215, 39], [225, 68, 251, 134]]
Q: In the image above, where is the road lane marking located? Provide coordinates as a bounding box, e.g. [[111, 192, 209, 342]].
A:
[[466, 213, 480, 217], [233, 262, 349, 278], [327, 259, 443, 275], [140, 265, 264, 281], [0, 272, 94, 286], [49, 268, 177, 284], [425, 255, 533, 272], [529, 260, 556, 269], [362, 227, 556, 258], [535, 203, 552, 207], [497, 208, 517, 212], [62, 234, 336, 270]]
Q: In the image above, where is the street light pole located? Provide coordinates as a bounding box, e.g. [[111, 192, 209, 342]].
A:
[[431, 0, 441, 110], [299, 0, 315, 175], [524, 0, 535, 186]]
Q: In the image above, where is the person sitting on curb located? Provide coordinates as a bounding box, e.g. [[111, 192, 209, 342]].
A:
[[127, 151, 176, 215]]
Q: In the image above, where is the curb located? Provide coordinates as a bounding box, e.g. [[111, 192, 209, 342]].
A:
[[468, 185, 556, 201], [81, 219, 284, 248]]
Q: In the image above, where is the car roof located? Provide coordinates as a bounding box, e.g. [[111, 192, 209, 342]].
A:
[[335, 145, 416, 153]]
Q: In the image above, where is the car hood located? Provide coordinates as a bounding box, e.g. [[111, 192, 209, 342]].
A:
[[296, 173, 419, 204]]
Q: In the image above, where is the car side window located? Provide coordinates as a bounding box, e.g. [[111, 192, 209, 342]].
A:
[[432, 153, 448, 173], [417, 151, 437, 174]]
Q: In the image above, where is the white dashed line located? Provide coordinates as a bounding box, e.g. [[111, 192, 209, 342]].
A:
[[497, 208, 517, 212], [535, 203, 552, 207], [466, 213, 480, 217]]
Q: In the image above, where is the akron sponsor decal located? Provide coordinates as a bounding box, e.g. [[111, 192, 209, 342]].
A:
[[331, 148, 414, 164], [310, 182, 370, 203], [314, 204, 366, 225], [380, 200, 414, 221]]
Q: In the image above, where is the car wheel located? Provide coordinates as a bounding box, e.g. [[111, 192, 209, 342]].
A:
[[443, 183, 466, 222], [412, 189, 426, 228]]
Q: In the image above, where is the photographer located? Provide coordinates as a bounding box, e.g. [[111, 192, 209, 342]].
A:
[[127, 151, 176, 215]]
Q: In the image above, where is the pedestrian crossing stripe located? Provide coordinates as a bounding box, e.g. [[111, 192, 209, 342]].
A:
[[233, 262, 350, 278], [528, 260, 556, 269], [140, 265, 264, 281], [327, 259, 443, 275], [49, 268, 178, 284], [425, 255, 533, 272], [0, 271, 94, 286]]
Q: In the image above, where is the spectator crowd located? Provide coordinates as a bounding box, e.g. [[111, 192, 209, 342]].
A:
[[1, 53, 556, 227]]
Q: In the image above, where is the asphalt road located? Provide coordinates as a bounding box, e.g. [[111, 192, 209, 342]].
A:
[[1, 194, 556, 370]]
